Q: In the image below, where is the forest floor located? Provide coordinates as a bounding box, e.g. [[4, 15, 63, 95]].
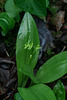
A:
[[0, 0, 67, 100]]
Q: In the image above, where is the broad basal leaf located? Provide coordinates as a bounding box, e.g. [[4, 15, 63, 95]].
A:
[[53, 80, 65, 100], [14, 0, 47, 17], [0, 12, 15, 36], [16, 12, 40, 86], [18, 84, 56, 100], [36, 51, 67, 83], [5, 0, 21, 21], [14, 93, 24, 100]]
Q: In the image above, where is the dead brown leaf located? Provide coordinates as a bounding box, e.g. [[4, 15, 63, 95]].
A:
[[61, 0, 67, 3], [53, 11, 65, 31]]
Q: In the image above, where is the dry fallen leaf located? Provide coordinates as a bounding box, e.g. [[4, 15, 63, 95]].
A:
[[0, 85, 6, 95], [53, 11, 65, 31], [61, 0, 67, 3]]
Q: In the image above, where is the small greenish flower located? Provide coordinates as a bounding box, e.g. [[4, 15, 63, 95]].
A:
[[24, 42, 29, 49], [30, 55, 32, 58], [32, 45, 41, 54], [28, 43, 33, 50], [24, 43, 41, 58], [24, 42, 33, 50], [35, 45, 42, 50]]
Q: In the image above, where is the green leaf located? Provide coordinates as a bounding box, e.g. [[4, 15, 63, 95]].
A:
[[18, 84, 56, 100], [45, 0, 49, 7], [53, 80, 65, 100], [16, 12, 40, 86], [14, 93, 24, 100], [14, 0, 47, 17], [0, 12, 15, 36], [36, 51, 67, 83], [5, 0, 21, 18]]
